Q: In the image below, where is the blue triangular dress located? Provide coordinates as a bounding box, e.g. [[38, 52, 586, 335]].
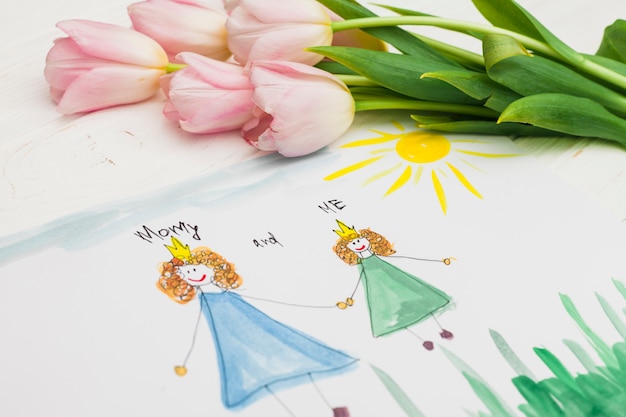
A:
[[199, 291, 357, 409]]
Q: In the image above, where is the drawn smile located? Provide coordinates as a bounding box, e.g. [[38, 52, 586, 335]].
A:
[[188, 274, 207, 282], [355, 245, 366, 251]]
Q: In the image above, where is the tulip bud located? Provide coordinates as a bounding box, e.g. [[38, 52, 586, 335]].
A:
[[243, 61, 355, 156], [226, 0, 333, 65], [163, 52, 255, 134], [44, 19, 169, 114], [128, 0, 231, 62]]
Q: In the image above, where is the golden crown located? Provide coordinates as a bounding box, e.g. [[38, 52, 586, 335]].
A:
[[165, 236, 193, 262], [333, 220, 359, 240]]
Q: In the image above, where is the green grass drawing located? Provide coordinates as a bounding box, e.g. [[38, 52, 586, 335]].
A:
[[372, 278, 626, 416]]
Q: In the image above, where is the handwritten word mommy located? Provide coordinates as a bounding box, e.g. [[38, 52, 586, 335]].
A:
[[134, 221, 200, 243]]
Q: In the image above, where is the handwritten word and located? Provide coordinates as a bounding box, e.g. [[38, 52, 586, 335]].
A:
[[318, 199, 346, 214], [253, 232, 283, 248], [134, 221, 200, 243]]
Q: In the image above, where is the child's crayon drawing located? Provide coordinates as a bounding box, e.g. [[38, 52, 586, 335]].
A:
[[157, 237, 356, 415], [332, 220, 454, 349]]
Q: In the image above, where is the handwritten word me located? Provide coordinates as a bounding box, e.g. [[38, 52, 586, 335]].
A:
[[134, 221, 200, 243], [253, 232, 283, 248], [318, 199, 346, 214]]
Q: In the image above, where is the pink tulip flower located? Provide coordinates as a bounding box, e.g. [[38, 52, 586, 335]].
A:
[[243, 61, 355, 157], [225, 0, 333, 66], [44, 20, 169, 114], [128, 0, 230, 62], [162, 52, 255, 134]]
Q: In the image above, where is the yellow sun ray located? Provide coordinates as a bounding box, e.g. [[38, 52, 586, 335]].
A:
[[460, 158, 485, 173], [385, 165, 413, 196], [340, 128, 404, 148], [449, 139, 489, 144], [364, 163, 403, 185], [324, 156, 384, 180], [413, 165, 424, 185], [325, 121, 518, 214], [340, 133, 404, 148], [446, 162, 483, 199], [455, 149, 519, 158], [431, 170, 447, 214], [391, 120, 406, 131], [371, 148, 395, 155]]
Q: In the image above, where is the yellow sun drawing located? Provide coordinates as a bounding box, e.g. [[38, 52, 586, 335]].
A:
[[324, 121, 518, 214]]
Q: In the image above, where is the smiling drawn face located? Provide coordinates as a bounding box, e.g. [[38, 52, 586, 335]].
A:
[[178, 263, 214, 286], [347, 237, 370, 254]]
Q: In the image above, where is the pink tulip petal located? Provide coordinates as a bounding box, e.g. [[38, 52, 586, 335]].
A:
[[245, 61, 354, 156], [176, 53, 252, 89], [229, 0, 330, 24], [168, 74, 254, 133], [164, 53, 254, 133], [176, 0, 224, 8], [55, 66, 164, 114], [178, 93, 255, 133], [226, 0, 332, 65], [235, 24, 331, 65], [128, 0, 229, 60], [45, 37, 130, 91], [56, 20, 168, 68]]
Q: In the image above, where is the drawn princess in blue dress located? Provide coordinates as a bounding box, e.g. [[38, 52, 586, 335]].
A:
[[157, 237, 355, 416], [332, 220, 454, 350]]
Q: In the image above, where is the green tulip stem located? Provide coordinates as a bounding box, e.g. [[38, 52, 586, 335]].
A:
[[335, 75, 380, 86], [165, 63, 187, 73], [331, 16, 626, 91], [332, 17, 555, 56], [354, 98, 500, 118], [413, 34, 485, 68]]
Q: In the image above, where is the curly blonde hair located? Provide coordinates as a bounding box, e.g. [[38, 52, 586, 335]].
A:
[[157, 247, 243, 304], [333, 229, 395, 265]]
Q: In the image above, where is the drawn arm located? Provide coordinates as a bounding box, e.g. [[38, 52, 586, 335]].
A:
[[237, 292, 337, 309], [337, 266, 365, 310], [388, 255, 455, 265]]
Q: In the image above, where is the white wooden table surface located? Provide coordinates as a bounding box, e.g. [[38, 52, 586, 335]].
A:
[[2, 0, 626, 240]]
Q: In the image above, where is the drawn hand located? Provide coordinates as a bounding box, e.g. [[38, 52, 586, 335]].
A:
[[443, 257, 456, 265], [336, 297, 354, 309]]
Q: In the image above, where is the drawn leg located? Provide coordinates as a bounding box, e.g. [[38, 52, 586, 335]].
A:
[[431, 314, 454, 340], [174, 303, 204, 376], [405, 327, 435, 351], [266, 384, 296, 417], [308, 373, 351, 416]]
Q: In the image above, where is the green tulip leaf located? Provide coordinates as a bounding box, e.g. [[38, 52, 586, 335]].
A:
[[315, 61, 358, 75], [471, 0, 581, 64], [596, 19, 626, 63], [310, 46, 480, 104], [410, 114, 457, 125], [484, 34, 626, 115], [411, 117, 566, 137], [317, 0, 459, 65], [421, 70, 522, 111], [498, 93, 626, 147]]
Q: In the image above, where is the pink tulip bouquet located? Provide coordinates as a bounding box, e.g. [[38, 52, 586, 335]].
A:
[[44, 0, 626, 156]]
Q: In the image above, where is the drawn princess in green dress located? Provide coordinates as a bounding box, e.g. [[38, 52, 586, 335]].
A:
[[332, 220, 454, 350]]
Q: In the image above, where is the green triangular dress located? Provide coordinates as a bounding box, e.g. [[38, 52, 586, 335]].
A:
[[357, 255, 451, 337]]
